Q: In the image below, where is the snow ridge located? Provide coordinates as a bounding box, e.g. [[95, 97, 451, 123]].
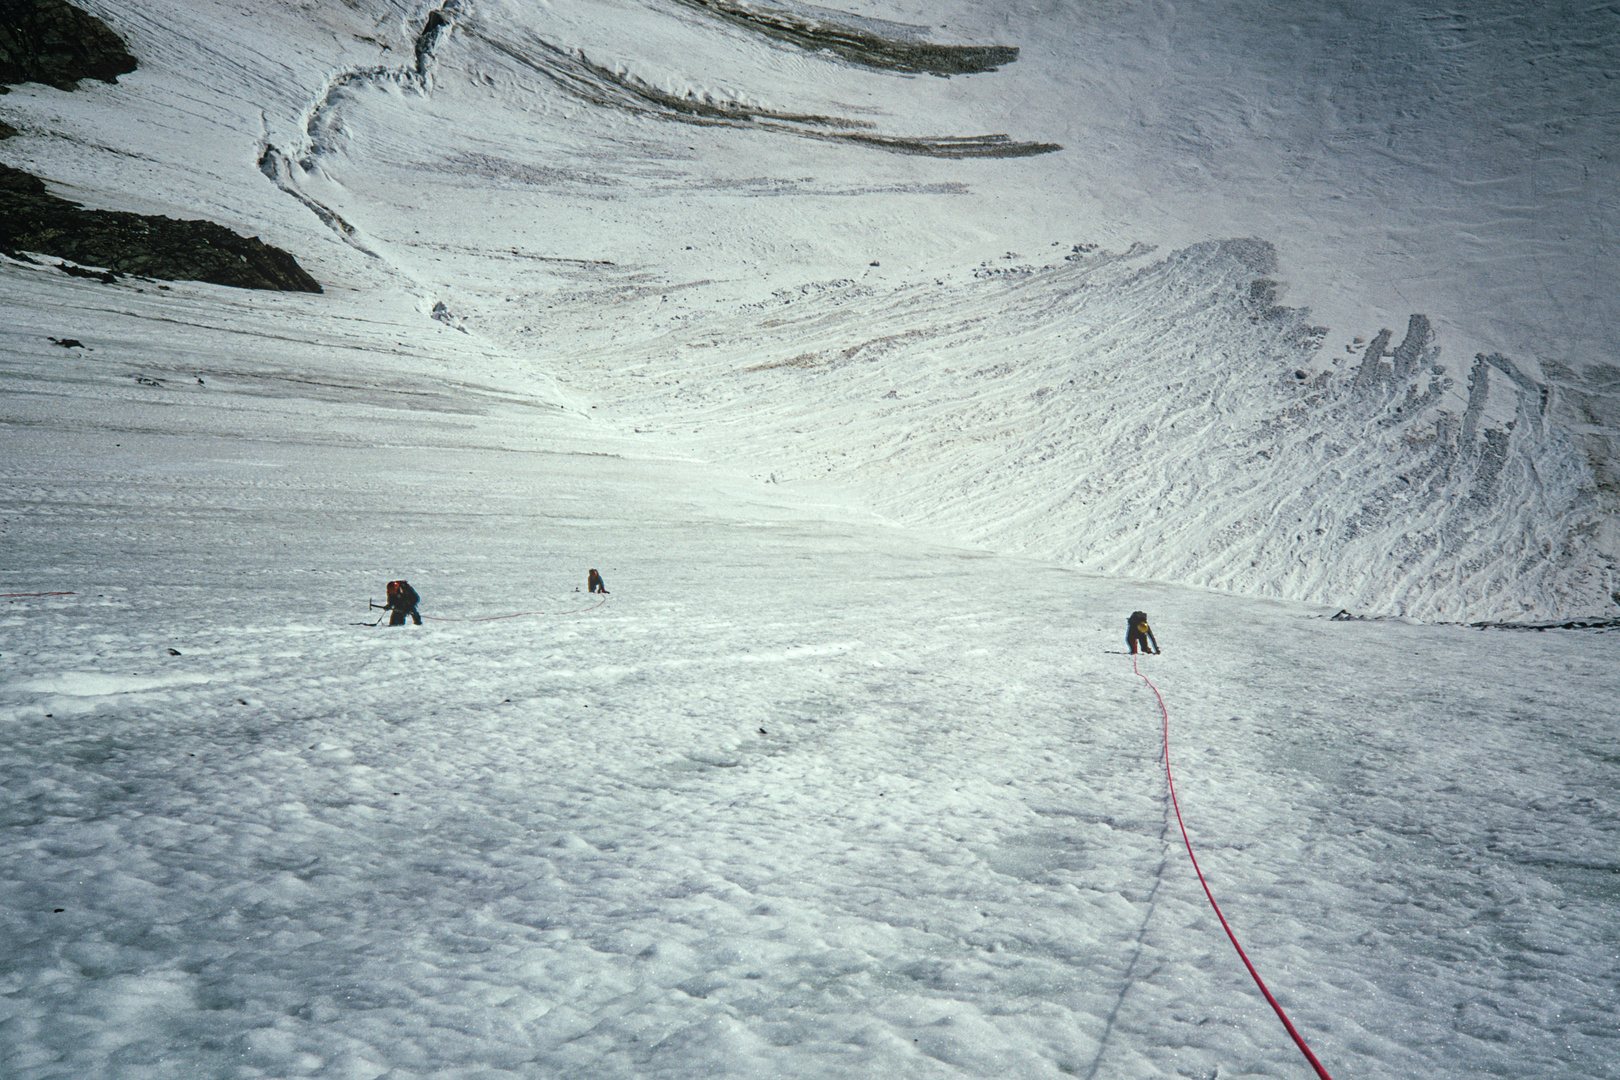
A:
[[252, 1, 469, 292], [563, 239, 1615, 622]]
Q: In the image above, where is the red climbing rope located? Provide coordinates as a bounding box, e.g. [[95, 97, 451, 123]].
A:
[[1134, 656, 1335, 1080], [420, 596, 609, 622]]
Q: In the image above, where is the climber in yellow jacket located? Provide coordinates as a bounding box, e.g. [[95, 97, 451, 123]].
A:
[[1127, 611, 1160, 655]]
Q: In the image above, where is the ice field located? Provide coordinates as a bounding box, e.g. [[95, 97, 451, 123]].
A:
[[2, 0, 1619, 1077]]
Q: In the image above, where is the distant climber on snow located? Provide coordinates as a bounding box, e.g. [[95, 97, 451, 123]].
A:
[[384, 580, 422, 626], [588, 569, 609, 595], [1127, 611, 1159, 655]]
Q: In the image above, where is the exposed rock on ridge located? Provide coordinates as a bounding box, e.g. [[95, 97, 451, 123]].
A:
[[673, 0, 1019, 75], [0, 0, 137, 90], [0, 163, 323, 292]]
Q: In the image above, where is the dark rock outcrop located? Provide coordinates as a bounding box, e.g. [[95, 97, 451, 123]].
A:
[[0, 163, 323, 292], [675, 0, 1019, 75], [0, 0, 138, 90]]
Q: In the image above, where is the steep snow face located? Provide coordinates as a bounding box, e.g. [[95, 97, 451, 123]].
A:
[[3, 0, 1617, 623], [224, 0, 1615, 621], [3, 271, 1620, 1080], [3, 268, 1619, 1079], [981, 0, 1620, 372], [548, 242, 1613, 622], [3, 5, 1620, 1080]]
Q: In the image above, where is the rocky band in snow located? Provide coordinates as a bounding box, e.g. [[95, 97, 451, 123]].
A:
[[0, 0, 136, 91], [0, 3, 321, 292], [0, 163, 323, 291]]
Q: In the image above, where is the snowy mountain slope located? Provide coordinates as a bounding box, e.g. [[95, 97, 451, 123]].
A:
[[539, 237, 1614, 621], [125, 0, 1607, 621], [988, 0, 1620, 366], [2, 3, 1620, 1077], [3, 262, 1619, 1080], [3, 281, 1618, 1078]]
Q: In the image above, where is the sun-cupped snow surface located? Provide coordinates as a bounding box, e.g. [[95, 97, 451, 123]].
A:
[[4, 264, 1620, 1080]]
